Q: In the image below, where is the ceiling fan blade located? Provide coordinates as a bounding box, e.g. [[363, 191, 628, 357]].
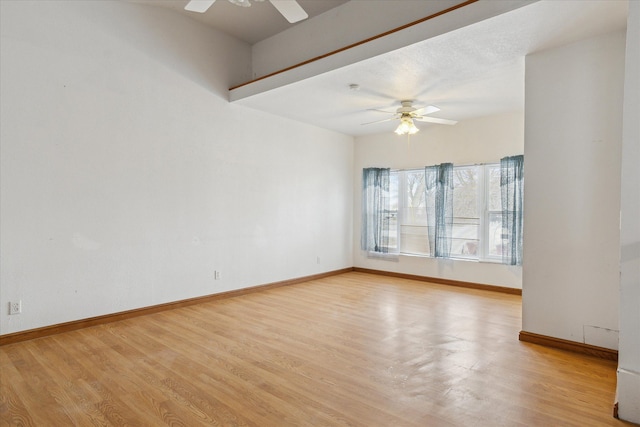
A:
[[269, 0, 308, 23], [412, 105, 440, 116], [361, 117, 396, 126], [184, 0, 216, 13], [414, 116, 458, 125], [367, 108, 396, 114]]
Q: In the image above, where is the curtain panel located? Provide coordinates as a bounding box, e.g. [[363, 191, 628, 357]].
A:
[[361, 168, 391, 253], [424, 163, 454, 258], [500, 155, 524, 265]]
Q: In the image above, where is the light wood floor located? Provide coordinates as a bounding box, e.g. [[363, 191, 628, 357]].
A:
[[0, 272, 631, 426]]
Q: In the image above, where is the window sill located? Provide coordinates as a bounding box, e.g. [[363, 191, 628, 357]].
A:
[[396, 252, 504, 265]]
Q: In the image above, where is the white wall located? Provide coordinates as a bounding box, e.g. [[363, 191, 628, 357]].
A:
[[0, 0, 354, 335], [522, 31, 625, 350], [617, 0, 640, 422], [353, 112, 524, 289]]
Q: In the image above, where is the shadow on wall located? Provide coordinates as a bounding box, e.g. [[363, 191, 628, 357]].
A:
[[82, 1, 251, 98]]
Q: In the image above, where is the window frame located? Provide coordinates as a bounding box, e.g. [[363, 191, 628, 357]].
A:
[[481, 163, 503, 262], [396, 168, 429, 256], [385, 163, 502, 263], [450, 164, 480, 260]]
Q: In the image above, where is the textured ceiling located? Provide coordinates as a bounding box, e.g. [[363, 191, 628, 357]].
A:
[[232, 0, 629, 136], [129, 0, 628, 137]]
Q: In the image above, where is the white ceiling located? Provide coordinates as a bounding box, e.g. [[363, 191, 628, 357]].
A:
[[131, 0, 347, 44], [133, 0, 628, 137], [232, 0, 628, 136]]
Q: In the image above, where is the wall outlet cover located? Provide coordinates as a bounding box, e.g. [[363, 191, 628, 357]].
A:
[[9, 300, 22, 315]]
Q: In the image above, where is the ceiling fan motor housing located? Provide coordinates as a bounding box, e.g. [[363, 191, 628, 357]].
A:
[[397, 100, 417, 114]]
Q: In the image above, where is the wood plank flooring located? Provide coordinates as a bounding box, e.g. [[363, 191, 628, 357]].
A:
[[0, 272, 630, 426]]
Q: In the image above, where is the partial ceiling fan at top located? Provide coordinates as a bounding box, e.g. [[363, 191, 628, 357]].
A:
[[184, 0, 308, 24]]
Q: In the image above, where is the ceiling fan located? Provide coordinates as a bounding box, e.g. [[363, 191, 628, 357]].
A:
[[362, 100, 458, 135], [184, 0, 308, 24]]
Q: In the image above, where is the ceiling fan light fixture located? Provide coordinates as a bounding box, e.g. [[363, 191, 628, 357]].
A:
[[395, 117, 419, 135]]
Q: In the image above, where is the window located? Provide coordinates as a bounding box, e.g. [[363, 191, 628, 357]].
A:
[[377, 163, 504, 262], [486, 164, 503, 259], [451, 166, 478, 258], [386, 172, 399, 253], [398, 169, 428, 255], [450, 164, 502, 261]]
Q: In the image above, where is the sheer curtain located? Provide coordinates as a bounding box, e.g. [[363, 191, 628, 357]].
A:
[[500, 155, 524, 265], [425, 163, 454, 258], [361, 168, 391, 253]]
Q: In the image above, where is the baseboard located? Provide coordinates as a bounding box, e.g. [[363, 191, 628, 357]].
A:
[[519, 330, 618, 361], [1, 267, 520, 346], [352, 267, 522, 295], [0, 267, 353, 346]]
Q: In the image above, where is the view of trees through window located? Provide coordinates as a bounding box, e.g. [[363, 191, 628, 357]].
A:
[[386, 164, 502, 261], [452, 166, 479, 257], [400, 170, 427, 255]]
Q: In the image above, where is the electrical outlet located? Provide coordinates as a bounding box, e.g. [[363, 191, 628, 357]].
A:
[[9, 300, 22, 315], [214, 271, 221, 280]]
